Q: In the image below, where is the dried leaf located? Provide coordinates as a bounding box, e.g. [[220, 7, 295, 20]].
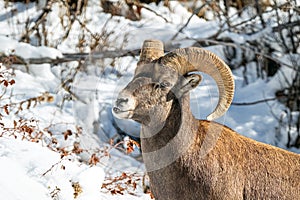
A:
[[3, 80, 8, 87], [89, 153, 100, 166], [9, 79, 15, 85], [125, 139, 140, 154], [51, 137, 58, 144], [47, 96, 54, 103], [4, 104, 9, 115], [126, 146, 134, 154], [121, 172, 127, 178], [63, 129, 72, 140], [72, 142, 83, 154]]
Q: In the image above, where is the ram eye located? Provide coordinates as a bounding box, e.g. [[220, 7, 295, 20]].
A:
[[160, 81, 171, 89]]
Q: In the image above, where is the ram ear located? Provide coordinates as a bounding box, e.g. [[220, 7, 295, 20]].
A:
[[176, 74, 202, 97]]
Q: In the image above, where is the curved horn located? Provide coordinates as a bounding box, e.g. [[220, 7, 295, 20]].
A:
[[162, 47, 235, 121], [137, 40, 164, 65]]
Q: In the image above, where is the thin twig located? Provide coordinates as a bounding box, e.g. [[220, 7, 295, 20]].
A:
[[0, 49, 140, 65], [138, 3, 169, 23], [172, 2, 212, 41], [19, 0, 54, 42], [231, 97, 277, 106], [172, 13, 194, 40], [42, 159, 64, 176]]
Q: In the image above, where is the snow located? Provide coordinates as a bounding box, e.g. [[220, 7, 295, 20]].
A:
[[0, 35, 62, 59], [76, 166, 105, 199], [0, 137, 76, 200], [0, 137, 147, 200], [0, 0, 299, 199]]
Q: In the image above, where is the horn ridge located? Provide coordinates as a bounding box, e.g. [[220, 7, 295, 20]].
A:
[[170, 47, 235, 120], [138, 40, 164, 65]]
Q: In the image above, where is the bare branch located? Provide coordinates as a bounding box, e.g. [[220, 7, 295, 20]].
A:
[[232, 97, 277, 106], [137, 3, 169, 23], [0, 49, 140, 65], [171, 13, 195, 40]]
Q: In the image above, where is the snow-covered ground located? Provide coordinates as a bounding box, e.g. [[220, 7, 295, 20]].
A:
[[0, 0, 299, 199]]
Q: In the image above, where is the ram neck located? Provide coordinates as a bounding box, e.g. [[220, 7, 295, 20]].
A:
[[141, 94, 197, 154]]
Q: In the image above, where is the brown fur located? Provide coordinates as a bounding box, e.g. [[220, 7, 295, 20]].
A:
[[184, 120, 300, 199], [141, 94, 300, 200]]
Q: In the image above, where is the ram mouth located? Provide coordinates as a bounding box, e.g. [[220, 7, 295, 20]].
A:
[[112, 107, 133, 119]]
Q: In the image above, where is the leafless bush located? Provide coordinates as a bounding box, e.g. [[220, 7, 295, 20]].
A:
[[101, 172, 145, 196]]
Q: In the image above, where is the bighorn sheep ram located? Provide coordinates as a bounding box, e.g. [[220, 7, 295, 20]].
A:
[[113, 40, 300, 199]]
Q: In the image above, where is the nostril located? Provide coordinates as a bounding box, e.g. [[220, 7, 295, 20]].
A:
[[117, 98, 128, 105], [114, 93, 136, 112]]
